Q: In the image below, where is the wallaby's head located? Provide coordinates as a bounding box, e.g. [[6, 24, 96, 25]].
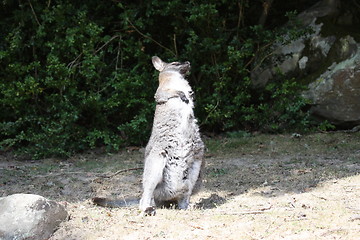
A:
[[152, 56, 190, 76]]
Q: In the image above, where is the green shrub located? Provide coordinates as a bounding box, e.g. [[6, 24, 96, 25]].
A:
[[252, 76, 312, 133], [0, 1, 317, 158]]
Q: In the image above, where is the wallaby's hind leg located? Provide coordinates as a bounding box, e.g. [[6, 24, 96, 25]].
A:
[[190, 135, 205, 195], [139, 153, 166, 215], [177, 158, 203, 210], [177, 195, 191, 210]]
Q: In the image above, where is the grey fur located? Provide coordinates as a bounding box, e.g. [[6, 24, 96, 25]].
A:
[[92, 57, 204, 215], [139, 56, 204, 215]]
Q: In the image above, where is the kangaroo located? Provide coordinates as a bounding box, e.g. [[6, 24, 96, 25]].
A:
[[93, 56, 204, 216]]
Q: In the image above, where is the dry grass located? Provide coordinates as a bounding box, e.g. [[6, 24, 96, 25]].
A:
[[1, 132, 359, 239]]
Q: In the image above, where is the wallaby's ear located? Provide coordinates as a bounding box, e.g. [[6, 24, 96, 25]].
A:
[[152, 56, 165, 71]]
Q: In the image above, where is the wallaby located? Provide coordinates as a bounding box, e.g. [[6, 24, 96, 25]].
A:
[[93, 56, 204, 216]]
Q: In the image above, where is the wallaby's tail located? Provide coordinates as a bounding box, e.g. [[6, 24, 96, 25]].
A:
[[92, 197, 140, 208]]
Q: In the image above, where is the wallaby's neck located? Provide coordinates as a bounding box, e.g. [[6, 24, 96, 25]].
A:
[[158, 71, 184, 85], [159, 71, 183, 79]]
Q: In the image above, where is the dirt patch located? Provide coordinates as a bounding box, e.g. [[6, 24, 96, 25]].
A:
[[1, 133, 359, 239]]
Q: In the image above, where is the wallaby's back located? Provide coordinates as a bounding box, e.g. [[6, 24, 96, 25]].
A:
[[139, 56, 204, 215], [92, 56, 204, 216]]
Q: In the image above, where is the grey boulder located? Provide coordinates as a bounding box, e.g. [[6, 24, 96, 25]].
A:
[[0, 194, 68, 240]]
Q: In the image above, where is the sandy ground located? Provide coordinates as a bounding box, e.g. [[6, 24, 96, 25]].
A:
[[1, 132, 359, 239]]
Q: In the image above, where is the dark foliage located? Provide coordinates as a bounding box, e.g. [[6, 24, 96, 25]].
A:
[[0, 0, 320, 158]]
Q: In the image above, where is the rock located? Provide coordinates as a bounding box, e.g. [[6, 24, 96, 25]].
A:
[[251, 0, 360, 127], [0, 194, 68, 240], [303, 44, 360, 126], [296, 0, 340, 25], [251, 0, 339, 88], [251, 20, 333, 87]]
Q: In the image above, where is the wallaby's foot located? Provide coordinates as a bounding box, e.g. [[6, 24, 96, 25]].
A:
[[144, 206, 156, 216], [139, 197, 156, 216]]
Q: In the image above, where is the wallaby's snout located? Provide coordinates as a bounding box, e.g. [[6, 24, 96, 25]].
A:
[[180, 61, 191, 75]]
